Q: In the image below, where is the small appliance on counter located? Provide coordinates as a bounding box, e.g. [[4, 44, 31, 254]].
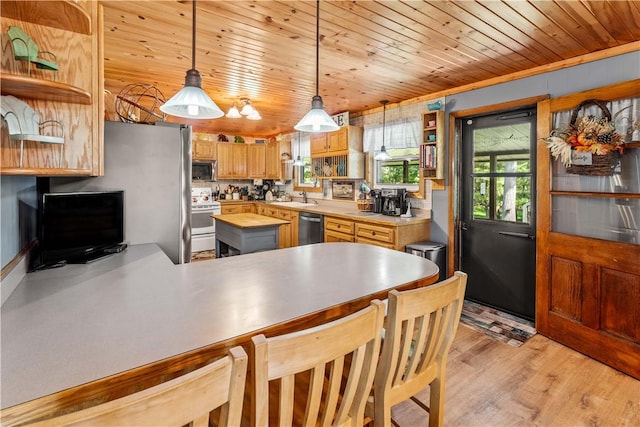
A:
[[370, 189, 384, 214], [381, 188, 408, 216]]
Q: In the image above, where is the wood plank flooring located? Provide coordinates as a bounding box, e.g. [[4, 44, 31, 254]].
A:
[[392, 325, 640, 426]]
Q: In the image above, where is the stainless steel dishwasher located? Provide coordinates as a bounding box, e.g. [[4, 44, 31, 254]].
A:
[[298, 211, 324, 245]]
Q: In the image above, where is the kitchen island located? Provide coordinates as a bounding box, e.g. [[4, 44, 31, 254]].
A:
[[213, 212, 289, 257], [0, 243, 439, 426]]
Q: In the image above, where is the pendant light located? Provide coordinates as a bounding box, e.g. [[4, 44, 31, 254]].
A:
[[226, 104, 241, 118], [160, 0, 223, 119], [294, 0, 339, 133], [293, 132, 305, 166], [374, 100, 392, 160]]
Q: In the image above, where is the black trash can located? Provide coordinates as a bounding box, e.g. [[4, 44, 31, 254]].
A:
[[405, 241, 446, 282]]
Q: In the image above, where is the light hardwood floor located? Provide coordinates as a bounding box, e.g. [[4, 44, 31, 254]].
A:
[[392, 324, 640, 426]]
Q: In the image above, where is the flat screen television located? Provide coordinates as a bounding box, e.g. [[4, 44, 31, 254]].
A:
[[39, 191, 125, 265]]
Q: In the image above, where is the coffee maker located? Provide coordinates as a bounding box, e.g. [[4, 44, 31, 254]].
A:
[[370, 189, 384, 214], [381, 188, 408, 216]]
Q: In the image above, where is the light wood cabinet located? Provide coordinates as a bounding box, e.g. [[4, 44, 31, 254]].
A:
[[221, 202, 254, 214], [355, 223, 395, 249], [310, 126, 361, 156], [1, 0, 103, 176], [217, 143, 247, 179], [324, 214, 429, 251], [311, 126, 363, 179], [324, 217, 355, 242], [247, 144, 266, 178], [192, 133, 216, 160], [420, 111, 445, 180], [258, 204, 298, 248], [265, 142, 280, 179]]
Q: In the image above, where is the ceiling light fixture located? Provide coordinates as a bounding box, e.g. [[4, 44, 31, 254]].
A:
[[225, 104, 241, 118], [226, 98, 261, 120], [294, 0, 339, 133], [374, 100, 392, 161], [160, 0, 223, 119], [293, 132, 305, 166], [239, 98, 255, 116]]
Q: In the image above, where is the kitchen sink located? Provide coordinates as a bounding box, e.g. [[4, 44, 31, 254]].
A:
[[269, 201, 318, 207]]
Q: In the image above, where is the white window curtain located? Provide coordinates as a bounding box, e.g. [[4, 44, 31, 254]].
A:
[[363, 118, 421, 153], [552, 98, 639, 139], [288, 132, 310, 159]]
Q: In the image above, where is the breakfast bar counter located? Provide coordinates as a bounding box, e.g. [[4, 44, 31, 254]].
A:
[[0, 243, 439, 426]]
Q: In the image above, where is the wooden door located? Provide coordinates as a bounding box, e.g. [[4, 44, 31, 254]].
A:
[[536, 80, 640, 380]]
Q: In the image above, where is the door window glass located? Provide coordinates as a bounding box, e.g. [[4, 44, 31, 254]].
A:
[[471, 123, 532, 224]]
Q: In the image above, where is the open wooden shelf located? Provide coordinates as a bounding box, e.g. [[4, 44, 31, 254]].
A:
[[1, 74, 92, 105], [1, 0, 91, 35]]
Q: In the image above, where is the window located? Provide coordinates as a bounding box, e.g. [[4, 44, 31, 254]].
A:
[[376, 148, 420, 186], [293, 133, 320, 191], [365, 118, 422, 190]]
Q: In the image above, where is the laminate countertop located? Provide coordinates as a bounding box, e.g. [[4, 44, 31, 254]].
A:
[[0, 243, 439, 424]]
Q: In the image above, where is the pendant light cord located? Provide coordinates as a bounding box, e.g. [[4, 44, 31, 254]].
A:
[[315, 0, 320, 97], [192, 0, 196, 70]]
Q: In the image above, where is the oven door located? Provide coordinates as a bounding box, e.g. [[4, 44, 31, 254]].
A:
[[192, 208, 216, 235]]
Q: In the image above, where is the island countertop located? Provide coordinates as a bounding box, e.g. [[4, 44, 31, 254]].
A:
[[213, 212, 289, 228], [0, 243, 438, 425]]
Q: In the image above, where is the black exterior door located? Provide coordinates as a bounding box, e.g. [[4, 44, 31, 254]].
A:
[[460, 107, 537, 320]]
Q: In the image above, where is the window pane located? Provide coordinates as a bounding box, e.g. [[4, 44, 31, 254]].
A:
[[473, 123, 531, 173], [552, 196, 640, 243], [473, 176, 532, 223], [375, 148, 419, 186]]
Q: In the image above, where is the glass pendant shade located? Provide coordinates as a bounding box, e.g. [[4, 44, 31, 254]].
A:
[[160, 1, 223, 120], [295, 1, 338, 133], [374, 145, 391, 160], [293, 156, 305, 166], [226, 104, 241, 118], [247, 109, 261, 120], [240, 101, 254, 116], [374, 99, 391, 160], [295, 95, 339, 132]]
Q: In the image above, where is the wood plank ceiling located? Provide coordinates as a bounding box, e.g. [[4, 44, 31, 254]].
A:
[[101, 1, 640, 137]]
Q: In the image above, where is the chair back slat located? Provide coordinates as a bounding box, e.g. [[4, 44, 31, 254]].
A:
[[370, 272, 468, 427], [25, 346, 248, 427], [252, 300, 385, 427]]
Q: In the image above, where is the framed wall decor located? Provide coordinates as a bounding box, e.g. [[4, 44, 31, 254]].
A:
[[332, 181, 354, 200]]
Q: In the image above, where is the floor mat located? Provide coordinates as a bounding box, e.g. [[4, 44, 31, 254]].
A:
[[460, 300, 536, 347]]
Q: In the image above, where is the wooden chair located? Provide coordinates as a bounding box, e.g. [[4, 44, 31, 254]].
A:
[[25, 346, 248, 427], [7, 26, 59, 80], [251, 300, 386, 427], [367, 272, 468, 427]]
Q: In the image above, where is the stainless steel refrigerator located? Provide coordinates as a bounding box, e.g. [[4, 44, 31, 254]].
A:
[[50, 121, 191, 264]]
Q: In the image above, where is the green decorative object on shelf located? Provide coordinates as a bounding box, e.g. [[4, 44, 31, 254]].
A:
[[234, 135, 245, 143], [7, 26, 58, 80]]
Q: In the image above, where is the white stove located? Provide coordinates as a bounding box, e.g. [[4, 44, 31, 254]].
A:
[[191, 188, 221, 253]]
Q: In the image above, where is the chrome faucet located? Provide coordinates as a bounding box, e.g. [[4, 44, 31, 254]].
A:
[[300, 190, 308, 203]]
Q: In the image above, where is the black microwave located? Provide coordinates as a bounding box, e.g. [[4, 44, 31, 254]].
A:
[[192, 160, 217, 181]]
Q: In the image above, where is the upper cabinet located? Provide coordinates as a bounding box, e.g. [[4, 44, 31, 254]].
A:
[[1, 0, 103, 176], [192, 133, 216, 160], [310, 126, 364, 179], [420, 111, 445, 180], [217, 143, 247, 179]]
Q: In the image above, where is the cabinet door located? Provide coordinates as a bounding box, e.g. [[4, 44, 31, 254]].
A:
[[310, 134, 328, 155], [247, 144, 266, 178], [233, 144, 247, 177], [265, 143, 280, 179], [216, 144, 235, 178], [327, 127, 348, 152], [221, 205, 242, 214], [193, 139, 215, 160], [241, 203, 255, 213], [218, 143, 247, 178]]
